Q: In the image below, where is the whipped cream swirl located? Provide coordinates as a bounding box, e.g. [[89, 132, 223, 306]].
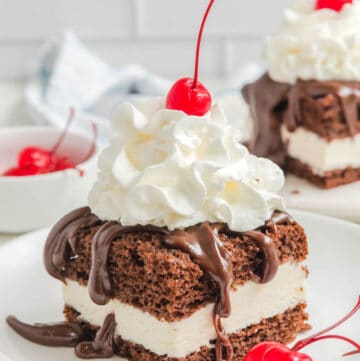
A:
[[89, 99, 285, 232], [267, 0, 360, 84]]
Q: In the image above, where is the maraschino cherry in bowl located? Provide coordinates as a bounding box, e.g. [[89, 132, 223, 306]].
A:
[[0, 126, 98, 233]]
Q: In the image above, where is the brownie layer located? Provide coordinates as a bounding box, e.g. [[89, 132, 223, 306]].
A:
[[287, 80, 360, 141], [61, 219, 308, 322], [64, 303, 309, 361], [287, 156, 360, 189]]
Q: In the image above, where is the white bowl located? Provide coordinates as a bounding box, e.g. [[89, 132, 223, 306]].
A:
[[0, 126, 98, 233]]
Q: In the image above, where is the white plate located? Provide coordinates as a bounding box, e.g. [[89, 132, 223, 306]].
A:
[[0, 211, 359, 361], [282, 176, 360, 223]]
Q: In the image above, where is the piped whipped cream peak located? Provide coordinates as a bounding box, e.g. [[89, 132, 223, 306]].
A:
[[267, 0, 360, 84], [89, 98, 285, 232]]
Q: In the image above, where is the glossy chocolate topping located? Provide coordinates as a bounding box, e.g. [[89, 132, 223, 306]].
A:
[[6, 316, 84, 347], [44, 206, 100, 282], [243, 73, 360, 166], [164, 222, 233, 318], [242, 73, 290, 166], [75, 313, 116, 359], [268, 210, 295, 226], [88, 221, 167, 305], [243, 231, 279, 284], [214, 312, 234, 361], [285, 80, 360, 136]]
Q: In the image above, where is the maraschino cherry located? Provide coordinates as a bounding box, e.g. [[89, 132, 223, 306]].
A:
[[166, 0, 214, 116], [2, 109, 96, 177], [245, 295, 360, 361], [315, 0, 352, 11]]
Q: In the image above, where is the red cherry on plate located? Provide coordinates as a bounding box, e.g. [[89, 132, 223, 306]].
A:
[[245, 342, 313, 361], [166, 78, 212, 116], [315, 0, 352, 11], [18, 147, 53, 170]]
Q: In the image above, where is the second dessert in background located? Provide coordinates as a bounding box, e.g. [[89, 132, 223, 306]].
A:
[[243, 0, 360, 189]]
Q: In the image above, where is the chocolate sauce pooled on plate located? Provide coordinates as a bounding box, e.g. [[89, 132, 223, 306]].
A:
[[6, 316, 84, 347], [44, 206, 100, 282], [75, 314, 116, 359], [89, 221, 167, 305]]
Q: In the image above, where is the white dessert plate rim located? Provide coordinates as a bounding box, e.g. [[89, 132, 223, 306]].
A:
[[0, 210, 359, 361], [282, 175, 360, 223]]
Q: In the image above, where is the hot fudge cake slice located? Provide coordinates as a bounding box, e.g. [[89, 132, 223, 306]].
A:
[[48, 209, 308, 361], [243, 0, 360, 189], [42, 100, 309, 361]]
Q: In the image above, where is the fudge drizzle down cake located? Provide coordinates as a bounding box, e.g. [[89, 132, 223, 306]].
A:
[[243, 0, 360, 188]]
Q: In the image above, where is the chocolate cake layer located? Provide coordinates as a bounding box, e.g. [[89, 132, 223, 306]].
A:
[[64, 304, 309, 361], [61, 219, 308, 322], [287, 157, 360, 189], [299, 90, 360, 140], [286, 80, 360, 140]]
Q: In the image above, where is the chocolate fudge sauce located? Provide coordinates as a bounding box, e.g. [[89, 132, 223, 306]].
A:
[[242, 73, 290, 167], [213, 313, 234, 361], [243, 231, 279, 284], [164, 222, 233, 318], [285, 80, 360, 136], [44, 206, 100, 282], [75, 314, 116, 359], [6, 316, 84, 347], [88, 221, 167, 305], [243, 73, 360, 166], [10, 208, 293, 361]]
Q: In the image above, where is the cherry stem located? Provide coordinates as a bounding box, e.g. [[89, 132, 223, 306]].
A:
[[294, 335, 360, 353], [343, 349, 360, 357], [193, 0, 215, 88], [51, 107, 75, 155], [292, 295, 360, 352]]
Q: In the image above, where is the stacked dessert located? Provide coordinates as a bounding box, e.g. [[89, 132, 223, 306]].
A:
[[7, 99, 309, 361], [243, 0, 360, 188], [67, 100, 309, 360]]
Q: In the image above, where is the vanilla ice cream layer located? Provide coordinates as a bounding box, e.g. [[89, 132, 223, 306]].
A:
[[63, 262, 306, 358], [282, 126, 360, 175]]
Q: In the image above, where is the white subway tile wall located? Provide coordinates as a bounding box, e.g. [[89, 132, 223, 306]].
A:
[[0, 0, 293, 81]]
